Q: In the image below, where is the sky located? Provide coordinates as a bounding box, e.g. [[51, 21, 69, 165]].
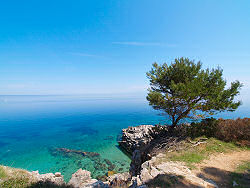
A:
[[0, 0, 249, 101]]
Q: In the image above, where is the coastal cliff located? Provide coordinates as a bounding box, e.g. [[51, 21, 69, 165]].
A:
[[1, 124, 249, 188], [117, 125, 217, 187], [118, 124, 250, 188], [0, 125, 217, 188]]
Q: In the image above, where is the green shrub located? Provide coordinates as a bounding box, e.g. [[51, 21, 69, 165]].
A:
[[0, 166, 7, 179], [0, 176, 29, 188], [186, 118, 218, 138]]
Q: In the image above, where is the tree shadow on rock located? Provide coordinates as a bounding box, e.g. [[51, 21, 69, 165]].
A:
[[28, 180, 74, 188], [197, 167, 250, 188], [146, 174, 201, 188]]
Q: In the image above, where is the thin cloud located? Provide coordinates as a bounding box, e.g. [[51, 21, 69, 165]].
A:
[[69, 52, 101, 57], [112, 42, 176, 47]]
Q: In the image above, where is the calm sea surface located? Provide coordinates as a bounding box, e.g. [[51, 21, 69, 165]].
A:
[[0, 95, 249, 181]]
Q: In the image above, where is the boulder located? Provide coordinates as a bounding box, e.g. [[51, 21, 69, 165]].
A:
[[68, 169, 109, 188], [118, 125, 154, 154], [55, 172, 62, 177], [107, 172, 130, 187], [31, 170, 64, 185], [69, 169, 96, 187], [136, 153, 218, 187]]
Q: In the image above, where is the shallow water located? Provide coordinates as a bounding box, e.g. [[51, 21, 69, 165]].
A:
[[0, 95, 248, 181], [0, 95, 167, 181]]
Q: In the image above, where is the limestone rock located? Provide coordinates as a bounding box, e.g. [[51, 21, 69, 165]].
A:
[[118, 125, 154, 154], [139, 166, 153, 183], [55, 172, 62, 177], [153, 160, 217, 187], [31, 170, 64, 185], [69, 169, 93, 187], [107, 172, 130, 187]]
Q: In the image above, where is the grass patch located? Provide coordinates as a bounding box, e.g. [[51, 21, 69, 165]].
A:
[[167, 149, 205, 169], [0, 166, 8, 179], [230, 161, 250, 188], [236, 161, 250, 173], [0, 166, 71, 188], [160, 137, 248, 168], [0, 165, 30, 188], [1, 176, 30, 188], [204, 138, 238, 153], [172, 152, 205, 163]]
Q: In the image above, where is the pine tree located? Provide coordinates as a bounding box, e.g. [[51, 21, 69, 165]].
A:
[[146, 57, 242, 127]]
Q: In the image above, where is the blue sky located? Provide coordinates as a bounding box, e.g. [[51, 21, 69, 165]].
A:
[[0, 0, 249, 101]]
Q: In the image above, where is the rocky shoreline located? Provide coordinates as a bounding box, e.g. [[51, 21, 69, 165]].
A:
[[1, 124, 218, 187], [27, 125, 159, 187]]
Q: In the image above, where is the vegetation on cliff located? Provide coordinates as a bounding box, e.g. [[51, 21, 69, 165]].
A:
[[0, 166, 71, 188]]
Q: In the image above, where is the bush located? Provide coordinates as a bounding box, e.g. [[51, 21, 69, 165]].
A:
[[185, 117, 250, 146], [186, 118, 218, 138], [215, 118, 250, 146]]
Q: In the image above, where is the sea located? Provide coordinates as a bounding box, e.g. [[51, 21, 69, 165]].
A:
[[0, 95, 248, 181]]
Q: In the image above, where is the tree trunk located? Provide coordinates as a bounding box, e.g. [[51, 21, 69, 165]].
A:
[[172, 120, 178, 127]]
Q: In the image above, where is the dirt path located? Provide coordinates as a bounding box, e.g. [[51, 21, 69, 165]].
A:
[[192, 150, 250, 187]]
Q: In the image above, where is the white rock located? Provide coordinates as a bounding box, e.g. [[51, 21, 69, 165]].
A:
[[140, 167, 153, 183], [233, 180, 238, 187], [55, 172, 62, 177], [68, 169, 109, 188], [150, 166, 162, 178], [31, 171, 64, 185]]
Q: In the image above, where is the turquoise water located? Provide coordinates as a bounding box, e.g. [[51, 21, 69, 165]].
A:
[[0, 95, 167, 181], [0, 95, 249, 181]]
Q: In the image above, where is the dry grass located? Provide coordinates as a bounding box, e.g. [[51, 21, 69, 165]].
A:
[[155, 137, 248, 169], [0, 165, 32, 188]]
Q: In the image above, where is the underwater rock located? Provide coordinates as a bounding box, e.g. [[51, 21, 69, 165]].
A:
[[108, 164, 116, 171], [93, 159, 107, 171], [68, 126, 98, 136], [55, 148, 100, 158], [104, 159, 112, 166], [104, 159, 116, 171]]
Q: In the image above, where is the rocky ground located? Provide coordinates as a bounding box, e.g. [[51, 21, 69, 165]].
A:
[[193, 150, 250, 187], [120, 125, 250, 188]]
